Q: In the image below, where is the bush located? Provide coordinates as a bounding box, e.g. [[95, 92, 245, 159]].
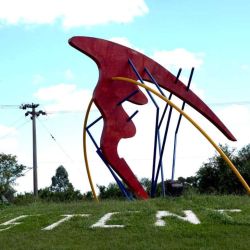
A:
[[13, 192, 37, 205], [195, 144, 250, 195], [38, 186, 83, 202], [97, 183, 125, 199]]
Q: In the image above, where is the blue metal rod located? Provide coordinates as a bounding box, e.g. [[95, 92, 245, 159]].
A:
[[158, 93, 172, 129], [144, 67, 166, 97], [174, 68, 194, 134], [157, 130, 165, 197], [145, 67, 182, 196], [171, 67, 194, 181], [128, 59, 159, 107], [117, 89, 139, 106], [158, 68, 182, 129], [96, 149, 132, 200], [86, 117, 132, 200], [128, 59, 162, 197], [171, 133, 178, 181], [86, 116, 103, 129], [144, 68, 166, 196], [150, 109, 160, 197], [152, 106, 173, 196], [127, 110, 139, 121], [86, 128, 100, 150], [144, 67, 169, 131]]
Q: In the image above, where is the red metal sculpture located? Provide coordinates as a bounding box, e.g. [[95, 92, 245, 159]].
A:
[[69, 36, 236, 199]]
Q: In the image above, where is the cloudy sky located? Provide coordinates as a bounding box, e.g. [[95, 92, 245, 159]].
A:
[[1, 0, 250, 194]]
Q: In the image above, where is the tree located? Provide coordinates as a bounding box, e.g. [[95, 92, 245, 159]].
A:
[[38, 165, 83, 201], [97, 183, 125, 199], [50, 165, 72, 192], [140, 177, 151, 194], [0, 153, 27, 201], [195, 144, 250, 194]]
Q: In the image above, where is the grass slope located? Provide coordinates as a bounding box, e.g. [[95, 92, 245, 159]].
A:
[[0, 195, 250, 250]]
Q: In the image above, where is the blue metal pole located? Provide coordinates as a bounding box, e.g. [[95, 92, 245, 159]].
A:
[[86, 117, 132, 200], [86, 116, 103, 129], [157, 130, 165, 197], [86, 128, 100, 150], [152, 106, 173, 196], [127, 110, 139, 121], [171, 67, 194, 181], [151, 109, 160, 196], [96, 149, 132, 200], [128, 59, 163, 197], [145, 67, 182, 196], [144, 67, 165, 96], [158, 68, 182, 129], [144, 67, 167, 196], [117, 90, 139, 106]]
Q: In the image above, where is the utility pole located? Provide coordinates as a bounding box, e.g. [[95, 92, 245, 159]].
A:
[[20, 103, 46, 197]]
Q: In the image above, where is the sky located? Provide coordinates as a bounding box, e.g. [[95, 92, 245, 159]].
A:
[[0, 0, 250, 195]]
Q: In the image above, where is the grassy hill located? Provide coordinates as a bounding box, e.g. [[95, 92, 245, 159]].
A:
[[0, 195, 250, 250]]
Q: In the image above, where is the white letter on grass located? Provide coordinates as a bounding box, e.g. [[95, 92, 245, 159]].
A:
[[214, 209, 241, 220], [0, 215, 29, 232], [91, 212, 124, 228], [215, 209, 241, 214], [42, 214, 90, 231], [155, 210, 200, 226]]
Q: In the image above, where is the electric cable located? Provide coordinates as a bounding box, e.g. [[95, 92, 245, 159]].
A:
[[0, 104, 20, 109], [209, 101, 250, 106], [37, 118, 75, 164], [0, 118, 29, 140]]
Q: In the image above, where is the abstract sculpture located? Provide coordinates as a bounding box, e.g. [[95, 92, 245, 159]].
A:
[[69, 36, 250, 200]]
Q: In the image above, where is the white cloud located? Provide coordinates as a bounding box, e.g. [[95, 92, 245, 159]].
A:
[[110, 37, 134, 48], [153, 49, 204, 71], [110, 37, 144, 53], [0, 0, 148, 28], [109, 38, 204, 74], [34, 83, 92, 112], [216, 104, 250, 147]]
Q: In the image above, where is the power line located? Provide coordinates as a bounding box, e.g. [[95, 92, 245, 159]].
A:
[[37, 118, 75, 164], [0, 118, 29, 140], [7, 114, 28, 127], [22, 167, 33, 176], [0, 104, 20, 109], [209, 101, 250, 106]]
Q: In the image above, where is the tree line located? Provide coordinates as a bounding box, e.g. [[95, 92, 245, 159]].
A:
[[1, 143, 250, 203], [98, 144, 250, 198]]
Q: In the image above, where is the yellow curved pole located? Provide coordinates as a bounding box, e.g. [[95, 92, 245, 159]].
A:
[[112, 76, 250, 195], [83, 98, 99, 201]]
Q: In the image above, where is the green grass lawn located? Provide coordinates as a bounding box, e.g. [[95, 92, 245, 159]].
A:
[[0, 195, 250, 250]]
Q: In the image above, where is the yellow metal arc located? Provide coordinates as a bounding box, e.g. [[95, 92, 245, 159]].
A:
[[83, 98, 99, 201], [112, 76, 250, 195]]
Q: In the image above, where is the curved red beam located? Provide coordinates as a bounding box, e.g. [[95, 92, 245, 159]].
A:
[[69, 36, 236, 199]]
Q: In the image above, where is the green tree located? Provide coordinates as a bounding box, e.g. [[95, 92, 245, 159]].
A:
[[38, 165, 83, 201], [195, 144, 250, 194], [97, 183, 124, 199], [140, 177, 151, 194], [50, 165, 72, 192], [0, 153, 27, 201]]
